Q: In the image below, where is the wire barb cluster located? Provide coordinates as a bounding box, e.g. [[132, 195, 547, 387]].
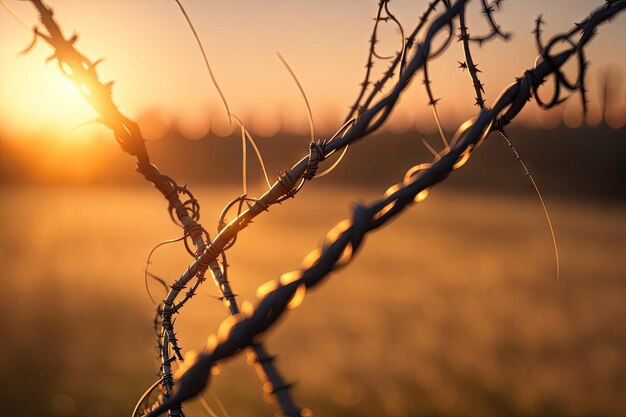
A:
[[20, 0, 626, 416]]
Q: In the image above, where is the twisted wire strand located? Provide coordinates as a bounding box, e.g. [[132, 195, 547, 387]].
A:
[[168, 20, 302, 410], [24, 1, 626, 416], [23, 2, 290, 415], [136, 1, 468, 413], [130, 11, 481, 407], [426, 0, 456, 60], [150, 2, 471, 413], [458, 8, 487, 108], [24, 3, 200, 409], [158, 1, 305, 412], [24, 2, 305, 415], [184, 0, 470, 290], [457, 3, 560, 279], [336, 0, 401, 178], [345, 0, 390, 121], [27, 0, 149, 164], [347, 0, 442, 123], [141, 2, 626, 414]]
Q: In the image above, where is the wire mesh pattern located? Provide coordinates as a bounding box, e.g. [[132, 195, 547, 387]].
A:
[[18, 0, 626, 416]]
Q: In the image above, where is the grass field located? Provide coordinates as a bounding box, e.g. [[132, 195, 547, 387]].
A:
[[1, 184, 625, 417]]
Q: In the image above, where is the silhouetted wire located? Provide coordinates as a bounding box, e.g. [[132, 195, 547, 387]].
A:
[[345, 0, 388, 122], [24, 1, 626, 416], [383, 0, 406, 82], [457, 3, 559, 278], [276, 52, 316, 142], [144, 236, 185, 305], [165, 5, 296, 412], [172, 0, 231, 121], [498, 130, 560, 279], [139, 3, 626, 413]]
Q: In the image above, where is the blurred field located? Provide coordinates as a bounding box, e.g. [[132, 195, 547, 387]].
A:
[[1, 184, 625, 417]]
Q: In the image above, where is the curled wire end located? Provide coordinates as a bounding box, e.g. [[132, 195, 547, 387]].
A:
[[144, 236, 185, 305], [276, 51, 316, 143]]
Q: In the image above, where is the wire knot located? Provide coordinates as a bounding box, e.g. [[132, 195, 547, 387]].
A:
[[303, 140, 326, 181], [183, 223, 209, 256], [277, 170, 297, 193]]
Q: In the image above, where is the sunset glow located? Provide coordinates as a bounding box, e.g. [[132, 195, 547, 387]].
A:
[[2, 2, 626, 417], [2, 0, 625, 144]]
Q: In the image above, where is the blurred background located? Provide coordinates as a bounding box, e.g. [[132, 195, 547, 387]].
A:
[[1, 1, 625, 416]]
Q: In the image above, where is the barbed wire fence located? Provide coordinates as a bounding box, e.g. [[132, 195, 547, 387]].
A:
[[12, 0, 626, 416]]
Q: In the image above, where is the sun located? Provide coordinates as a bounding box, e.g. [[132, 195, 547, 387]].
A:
[[0, 46, 100, 141]]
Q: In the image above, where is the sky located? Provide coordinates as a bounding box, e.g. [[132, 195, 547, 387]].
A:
[[1, 0, 625, 142]]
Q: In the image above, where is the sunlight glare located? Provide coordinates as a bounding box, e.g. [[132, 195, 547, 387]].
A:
[[1, 59, 98, 138]]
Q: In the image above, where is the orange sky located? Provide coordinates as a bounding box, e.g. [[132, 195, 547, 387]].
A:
[[1, 0, 625, 142]]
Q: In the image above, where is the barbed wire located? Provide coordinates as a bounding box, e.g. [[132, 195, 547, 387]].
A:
[[18, 0, 626, 416], [137, 0, 626, 415], [455, 1, 561, 279], [23, 1, 302, 415]]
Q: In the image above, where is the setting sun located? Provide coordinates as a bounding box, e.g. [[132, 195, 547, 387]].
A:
[[1, 47, 99, 138]]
